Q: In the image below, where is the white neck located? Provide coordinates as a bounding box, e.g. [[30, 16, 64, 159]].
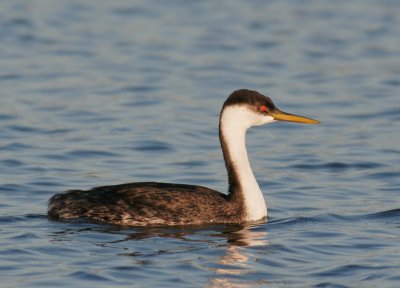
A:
[[220, 106, 269, 221]]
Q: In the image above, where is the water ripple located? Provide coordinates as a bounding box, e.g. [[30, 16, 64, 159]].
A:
[[270, 208, 400, 228], [365, 208, 400, 220], [66, 150, 121, 159], [1, 142, 35, 151], [291, 161, 385, 171], [68, 271, 112, 282], [132, 140, 173, 152]]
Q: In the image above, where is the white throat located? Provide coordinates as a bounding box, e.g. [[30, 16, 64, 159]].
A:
[[220, 106, 273, 221]]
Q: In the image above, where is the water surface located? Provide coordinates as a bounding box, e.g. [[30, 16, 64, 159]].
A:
[[1, 1, 400, 287]]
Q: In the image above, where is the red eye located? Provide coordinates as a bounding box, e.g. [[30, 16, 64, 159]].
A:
[[259, 105, 268, 112]]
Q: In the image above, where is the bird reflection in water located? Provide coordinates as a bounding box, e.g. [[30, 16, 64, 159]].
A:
[[207, 225, 269, 288], [49, 223, 269, 287]]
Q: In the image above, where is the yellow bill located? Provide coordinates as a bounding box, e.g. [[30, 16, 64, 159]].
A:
[[272, 109, 320, 124]]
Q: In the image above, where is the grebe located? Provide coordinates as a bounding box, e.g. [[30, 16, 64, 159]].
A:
[[48, 89, 319, 226]]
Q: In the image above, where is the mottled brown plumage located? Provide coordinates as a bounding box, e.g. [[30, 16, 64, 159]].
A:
[[48, 182, 244, 226]]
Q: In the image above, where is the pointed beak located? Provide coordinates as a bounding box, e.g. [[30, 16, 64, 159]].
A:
[[272, 109, 320, 124]]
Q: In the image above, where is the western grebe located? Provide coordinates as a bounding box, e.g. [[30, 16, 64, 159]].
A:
[[48, 89, 319, 226]]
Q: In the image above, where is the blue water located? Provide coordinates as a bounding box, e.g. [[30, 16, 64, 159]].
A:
[[1, 0, 400, 287]]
